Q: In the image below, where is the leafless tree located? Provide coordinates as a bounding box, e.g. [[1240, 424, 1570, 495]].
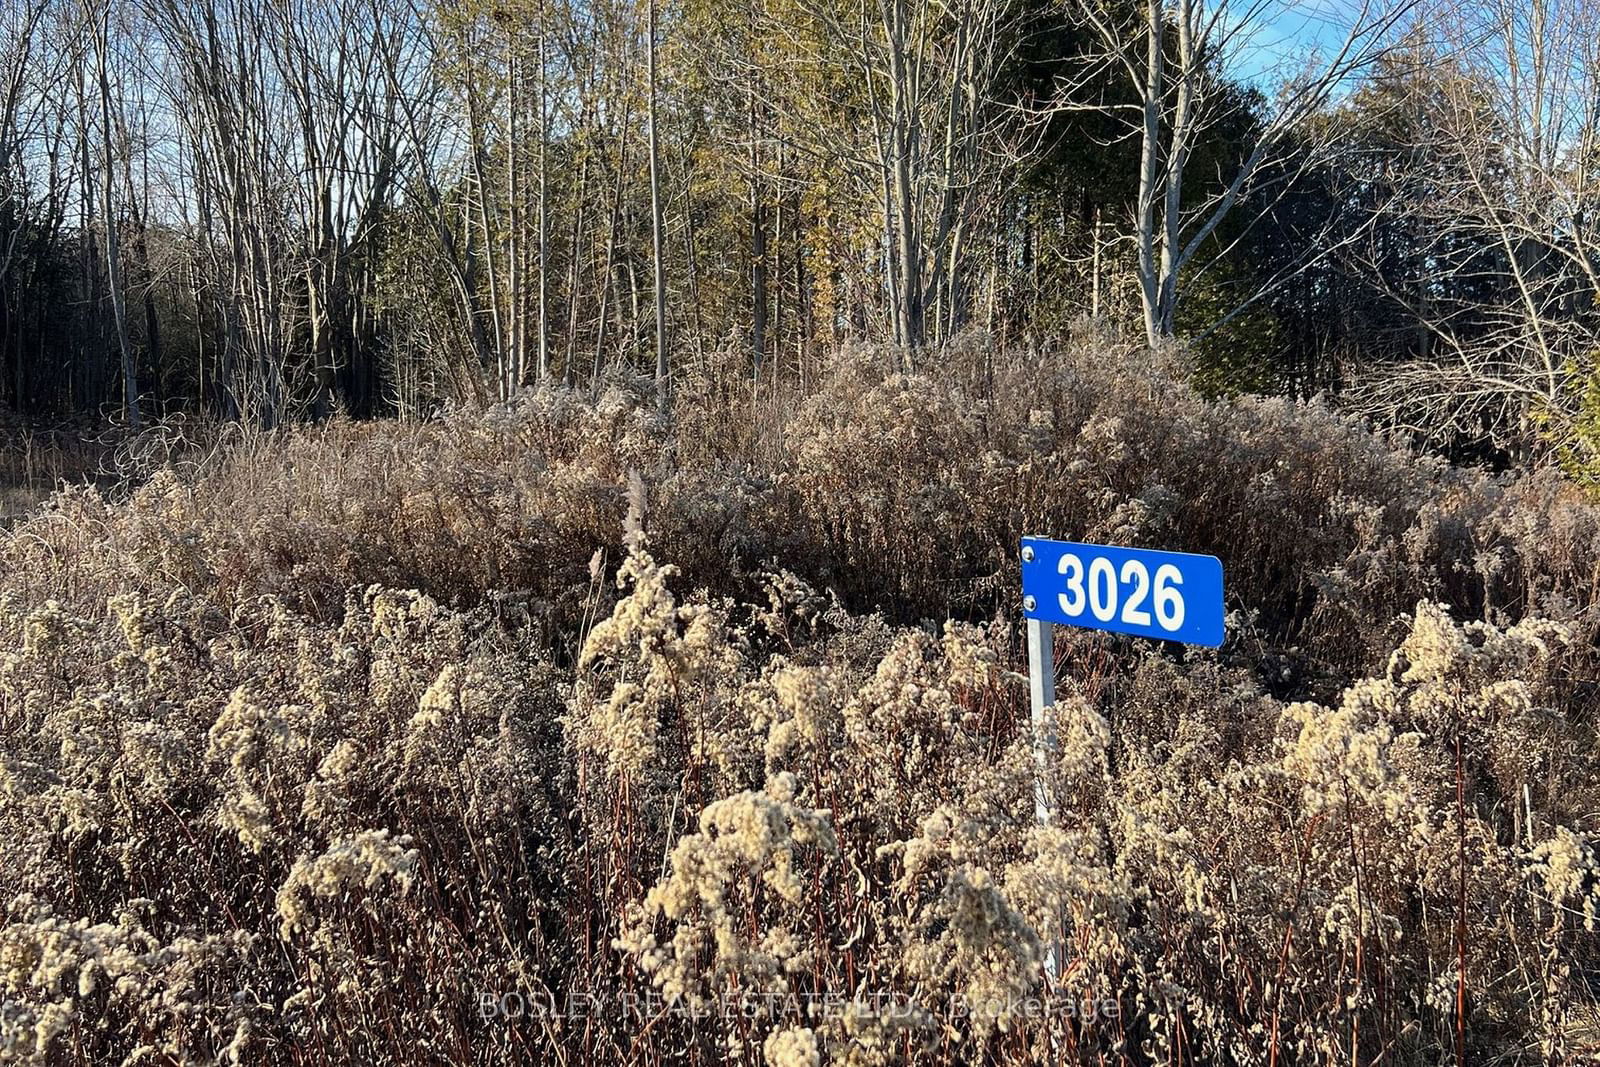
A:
[[85, 0, 139, 428], [786, 0, 1022, 356], [1349, 0, 1600, 456], [646, 0, 668, 412], [1058, 0, 1415, 346], [0, 1, 54, 293]]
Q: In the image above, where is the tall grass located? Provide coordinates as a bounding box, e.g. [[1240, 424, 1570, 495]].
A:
[[1, 335, 1596, 1063]]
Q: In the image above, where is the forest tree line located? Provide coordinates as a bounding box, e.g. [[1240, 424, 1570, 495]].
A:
[[1, 0, 1598, 462]]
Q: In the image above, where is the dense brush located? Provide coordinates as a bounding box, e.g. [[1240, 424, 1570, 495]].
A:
[[1, 338, 1596, 1063]]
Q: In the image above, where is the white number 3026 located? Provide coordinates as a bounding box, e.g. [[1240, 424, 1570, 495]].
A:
[[1057, 554, 1185, 631]]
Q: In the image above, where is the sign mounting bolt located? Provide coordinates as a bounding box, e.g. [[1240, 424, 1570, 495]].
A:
[[1022, 546, 1035, 562], [1023, 595, 1037, 612]]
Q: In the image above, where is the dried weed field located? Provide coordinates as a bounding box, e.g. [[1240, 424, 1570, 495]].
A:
[[1, 341, 1598, 1064]]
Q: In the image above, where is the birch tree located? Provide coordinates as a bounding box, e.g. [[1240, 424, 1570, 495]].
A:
[[1064, 0, 1414, 346]]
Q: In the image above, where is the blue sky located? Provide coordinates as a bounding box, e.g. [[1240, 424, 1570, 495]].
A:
[[1224, 0, 1397, 88]]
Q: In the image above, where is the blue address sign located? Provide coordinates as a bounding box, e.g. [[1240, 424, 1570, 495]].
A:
[[1020, 536, 1225, 647]]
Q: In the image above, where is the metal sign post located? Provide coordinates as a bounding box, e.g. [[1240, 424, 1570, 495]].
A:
[[1020, 535, 1225, 983], [1021, 543, 1057, 824], [1021, 544, 1060, 979]]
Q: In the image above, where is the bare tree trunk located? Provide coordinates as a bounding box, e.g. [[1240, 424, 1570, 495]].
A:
[[793, 185, 809, 380], [593, 129, 628, 389], [537, 0, 550, 381], [1091, 204, 1102, 319], [507, 46, 522, 396], [677, 139, 706, 372], [1134, 0, 1163, 347], [749, 65, 766, 381], [773, 167, 785, 377], [566, 141, 590, 388], [884, 0, 921, 355], [89, 0, 138, 430], [1155, 0, 1197, 338], [646, 0, 668, 415], [464, 75, 504, 387], [75, 63, 101, 410]]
